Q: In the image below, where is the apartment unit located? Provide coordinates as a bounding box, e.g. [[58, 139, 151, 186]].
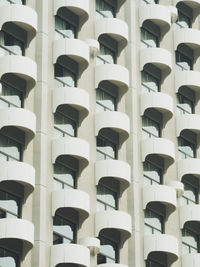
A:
[[0, 0, 200, 266]]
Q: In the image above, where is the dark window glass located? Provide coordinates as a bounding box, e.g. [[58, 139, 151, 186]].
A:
[[54, 111, 77, 138], [96, 44, 116, 65], [0, 247, 19, 267], [141, 28, 158, 48], [146, 259, 167, 267], [54, 64, 76, 88], [0, 189, 21, 218], [0, 133, 22, 162], [141, 0, 158, 5], [176, 51, 193, 71], [97, 236, 118, 264], [55, 15, 76, 40], [0, 31, 24, 56], [177, 93, 194, 115], [53, 215, 76, 244], [96, 88, 116, 112], [181, 181, 198, 206], [96, 136, 117, 160], [0, 81, 24, 108], [97, 184, 117, 211], [178, 137, 195, 159], [182, 228, 199, 254], [175, 11, 191, 29], [144, 208, 164, 235], [142, 116, 160, 139], [53, 162, 76, 190], [141, 71, 160, 93], [96, 0, 115, 19], [143, 161, 162, 186]]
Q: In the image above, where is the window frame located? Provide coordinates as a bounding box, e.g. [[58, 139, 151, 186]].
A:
[[97, 235, 119, 264], [175, 50, 193, 71], [96, 135, 118, 160], [142, 115, 161, 139], [177, 92, 194, 115], [0, 30, 25, 56], [141, 70, 160, 93], [182, 227, 199, 254], [175, 10, 191, 29], [96, 183, 118, 211], [96, 87, 117, 112], [55, 14, 77, 40], [141, 27, 159, 48], [181, 180, 198, 205], [0, 246, 20, 267], [178, 136, 196, 159], [143, 161, 163, 185], [96, 43, 116, 65], [96, 0, 116, 19], [144, 207, 164, 235], [54, 63, 77, 88]]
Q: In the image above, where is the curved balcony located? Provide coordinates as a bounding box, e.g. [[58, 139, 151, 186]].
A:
[[95, 18, 128, 54], [144, 234, 179, 261], [95, 160, 131, 195], [140, 92, 173, 122], [52, 136, 89, 173], [95, 210, 132, 246], [143, 185, 177, 213], [0, 4, 37, 45], [182, 254, 200, 267], [139, 4, 171, 37], [98, 265, 128, 267], [54, 0, 89, 28], [174, 0, 200, 19], [51, 243, 90, 267], [178, 158, 200, 181], [79, 237, 100, 254], [52, 189, 90, 225], [0, 108, 36, 144], [180, 205, 200, 229], [0, 218, 34, 256], [176, 114, 200, 136], [53, 39, 89, 76], [141, 138, 175, 167], [95, 64, 129, 98], [174, 28, 200, 53], [95, 111, 130, 146], [175, 71, 200, 93], [0, 56, 37, 91], [53, 87, 89, 124], [0, 161, 35, 200], [140, 48, 172, 79]]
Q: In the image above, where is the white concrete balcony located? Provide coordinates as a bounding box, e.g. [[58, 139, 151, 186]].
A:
[[180, 205, 200, 229], [140, 48, 172, 78], [176, 114, 200, 136], [0, 218, 34, 256], [95, 210, 132, 246], [0, 161, 35, 200], [95, 64, 129, 98], [52, 136, 89, 173], [175, 71, 200, 93], [0, 4, 37, 45], [139, 4, 171, 37], [141, 138, 175, 167], [144, 234, 179, 261], [52, 189, 90, 225], [54, 0, 89, 28], [0, 56, 37, 91], [95, 111, 130, 146], [143, 185, 177, 212], [174, 1, 200, 19], [95, 160, 131, 195], [51, 243, 90, 267], [178, 158, 200, 181], [140, 92, 174, 122], [0, 108, 36, 144], [53, 39, 89, 76], [95, 18, 128, 54], [174, 28, 200, 53], [182, 254, 200, 267], [53, 87, 89, 124], [98, 264, 128, 267]]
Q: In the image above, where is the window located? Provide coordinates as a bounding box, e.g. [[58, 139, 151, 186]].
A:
[[97, 184, 118, 211], [177, 93, 194, 115], [53, 161, 76, 190], [143, 161, 162, 186], [141, 27, 158, 48], [178, 136, 196, 159], [0, 247, 19, 267], [0, 31, 24, 56], [96, 0, 115, 19], [55, 15, 76, 40], [142, 116, 160, 139], [96, 135, 117, 160], [3, 0, 25, 4], [181, 181, 198, 206], [144, 208, 164, 235], [182, 228, 199, 254], [96, 43, 116, 65], [0, 133, 22, 162], [54, 63, 76, 88], [96, 88, 116, 112], [175, 10, 191, 29], [146, 259, 167, 267], [0, 189, 21, 218], [0, 81, 24, 108], [54, 111, 77, 138], [141, 0, 158, 5], [53, 214, 76, 245], [176, 51, 193, 71], [141, 71, 160, 93], [97, 236, 119, 264]]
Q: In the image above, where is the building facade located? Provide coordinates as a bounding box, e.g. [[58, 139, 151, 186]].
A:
[[0, 0, 200, 266]]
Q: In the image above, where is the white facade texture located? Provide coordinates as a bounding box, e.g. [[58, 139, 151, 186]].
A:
[[0, 0, 200, 267]]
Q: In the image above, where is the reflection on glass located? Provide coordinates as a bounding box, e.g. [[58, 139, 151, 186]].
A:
[[177, 93, 193, 115], [143, 161, 162, 185], [96, 88, 116, 112], [97, 184, 117, 211], [182, 228, 198, 254], [178, 137, 195, 159], [0, 190, 20, 218], [55, 16, 76, 40], [96, 136, 116, 160], [141, 28, 158, 48], [141, 71, 159, 93], [0, 134, 21, 162], [96, 44, 115, 65], [180, 182, 197, 206], [176, 51, 192, 71], [0, 82, 23, 108], [54, 111, 76, 137], [142, 116, 160, 139], [53, 162, 75, 190], [0, 247, 19, 267], [174, 11, 191, 30], [144, 209, 163, 235], [0, 31, 24, 56], [54, 64, 76, 87], [96, 0, 115, 19], [97, 237, 118, 264], [53, 215, 75, 244]]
